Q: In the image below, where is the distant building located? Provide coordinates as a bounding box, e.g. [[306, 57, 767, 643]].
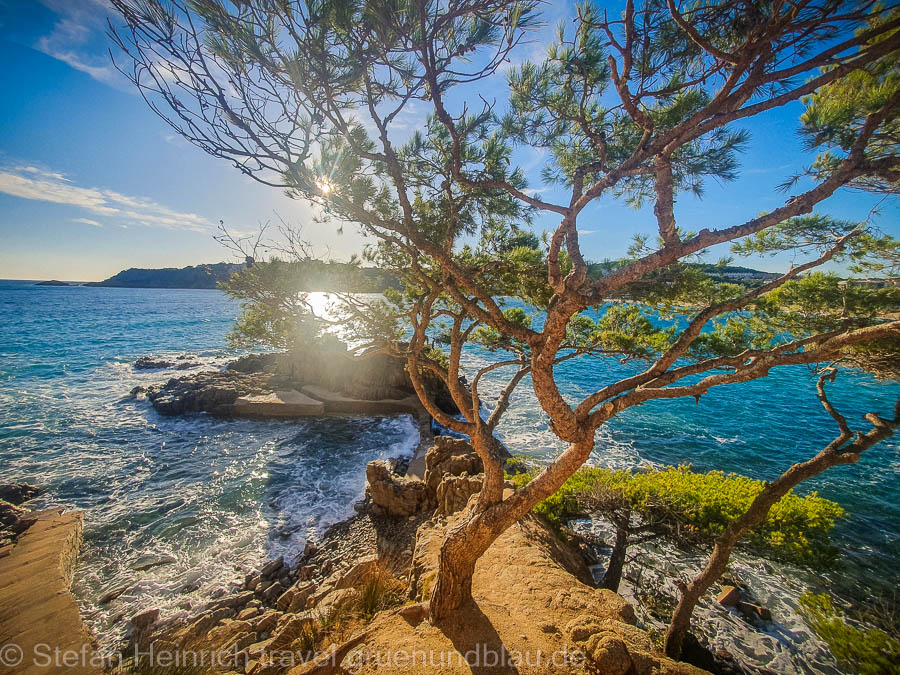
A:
[[838, 277, 899, 289]]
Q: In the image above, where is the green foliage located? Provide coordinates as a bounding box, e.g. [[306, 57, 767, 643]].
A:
[[511, 465, 845, 564], [800, 592, 900, 674], [799, 7, 900, 195]]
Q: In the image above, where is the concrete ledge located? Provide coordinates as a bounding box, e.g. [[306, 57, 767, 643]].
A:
[[0, 509, 101, 675], [233, 390, 326, 417], [300, 385, 419, 416]]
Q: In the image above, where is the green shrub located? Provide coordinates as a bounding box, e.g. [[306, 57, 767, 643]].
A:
[[800, 592, 900, 674], [511, 464, 844, 564]]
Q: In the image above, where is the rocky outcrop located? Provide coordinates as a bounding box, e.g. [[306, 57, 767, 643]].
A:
[[434, 474, 484, 517], [365, 438, 503, 518], [365, 461, 434, 517], [133, 355, 200, 370], [134, 371, 274, 416], [0, 482, 42, 506], [423, 437, 483, 495]]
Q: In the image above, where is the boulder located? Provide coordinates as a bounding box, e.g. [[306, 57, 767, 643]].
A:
[[260, 556, 285, 578], [0, 483, 42, 505], [717, 585, 740, 607], [130, 608, 161, 631], [435, 473, 484, 517], [365, 460, 433, 517], [333, 554, 379, 590], [423, 437, 483, 495], [314, 588, 360, 617]]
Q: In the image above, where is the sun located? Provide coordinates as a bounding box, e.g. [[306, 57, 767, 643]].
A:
[[315, 178, 334, 195]]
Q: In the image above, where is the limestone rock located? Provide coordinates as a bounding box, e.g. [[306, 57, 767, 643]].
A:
[[334, 554, 379, 590], [423, 437, 484, 495], [435, 473, 483, 517], [365, 460, 433, 517]]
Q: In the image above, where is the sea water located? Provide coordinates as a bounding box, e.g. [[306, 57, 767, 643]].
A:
[[0, 281, 896, 671]]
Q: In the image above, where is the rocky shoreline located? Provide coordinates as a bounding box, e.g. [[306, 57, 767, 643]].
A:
[[0, 347, 728, 674], [118, 435, 708, 675]]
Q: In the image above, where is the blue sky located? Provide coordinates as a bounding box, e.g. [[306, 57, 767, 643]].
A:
[[0, 0, 896, 281]]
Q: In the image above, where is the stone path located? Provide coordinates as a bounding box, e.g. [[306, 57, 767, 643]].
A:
[[0, 509, 101, 675]]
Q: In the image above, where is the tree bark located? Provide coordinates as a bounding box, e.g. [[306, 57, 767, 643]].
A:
[[601, 526, 629, 592], [429, 437, 597, 621]]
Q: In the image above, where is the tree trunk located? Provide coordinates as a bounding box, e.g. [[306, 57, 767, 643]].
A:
[[664, 534, 738, 659], [663, 392, 898, 660], [429, 437, 597, 621], [601, 526, 629, 592]]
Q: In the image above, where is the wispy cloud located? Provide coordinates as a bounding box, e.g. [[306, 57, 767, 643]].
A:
[[0, 165, 214, 232], [34, 0, 128, 89]]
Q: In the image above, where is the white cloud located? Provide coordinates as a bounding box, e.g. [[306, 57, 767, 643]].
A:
[[34, 0, 129, 89], [0, 165, 214, 232], [73, 217, 102, 227]]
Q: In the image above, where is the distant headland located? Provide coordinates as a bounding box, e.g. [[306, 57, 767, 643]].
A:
[[73, 261, 398, 291]]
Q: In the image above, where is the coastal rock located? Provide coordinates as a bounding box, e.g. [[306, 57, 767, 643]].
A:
[[143, 370, 272, 416], [423, 437, 483, 495], [435, 473, 484, 517], [0, 500, 26, 529], [717, 585, 740, 607], [131, 553, 178, 571], [0, 483, 43, 505], [134, 355, 200, 370], [130, 608, 161, 630], [260, 556, 284, 578], [227, 353, 279, 374], [365, 460, 433, 517]]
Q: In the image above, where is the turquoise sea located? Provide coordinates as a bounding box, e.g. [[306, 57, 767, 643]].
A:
[[0, 279, 897, 672]]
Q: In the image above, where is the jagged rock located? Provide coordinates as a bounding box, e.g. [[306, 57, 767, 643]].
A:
[[435, 473, 484, 517], [0, 500, 26, 529], [131, 553, 177, 571], [260, 556, 284, 578], [227, 353, 279, 374], [333, 554, 379, 590], [207, 619, 253, 646], [143, 371, 273, 417], [207, 591, 255, 612], [0, 483, 42, 505], [717, 585, 740, 606], [238, 607, 261, 621], [131, 608, 160, 630], [263, 581, 285, 603], [365, 460, 433, 517], [134, 356, 199, 370], [423, 437, 484, 495], [251, 610, 280, 634]]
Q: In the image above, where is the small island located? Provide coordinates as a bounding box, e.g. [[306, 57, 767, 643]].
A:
[[35, 280, 72, 286]]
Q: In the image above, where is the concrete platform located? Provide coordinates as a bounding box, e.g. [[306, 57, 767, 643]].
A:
[[233, 389, 326, 417], [0, 509, 101, 674], [300, 385, 420, 416]]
